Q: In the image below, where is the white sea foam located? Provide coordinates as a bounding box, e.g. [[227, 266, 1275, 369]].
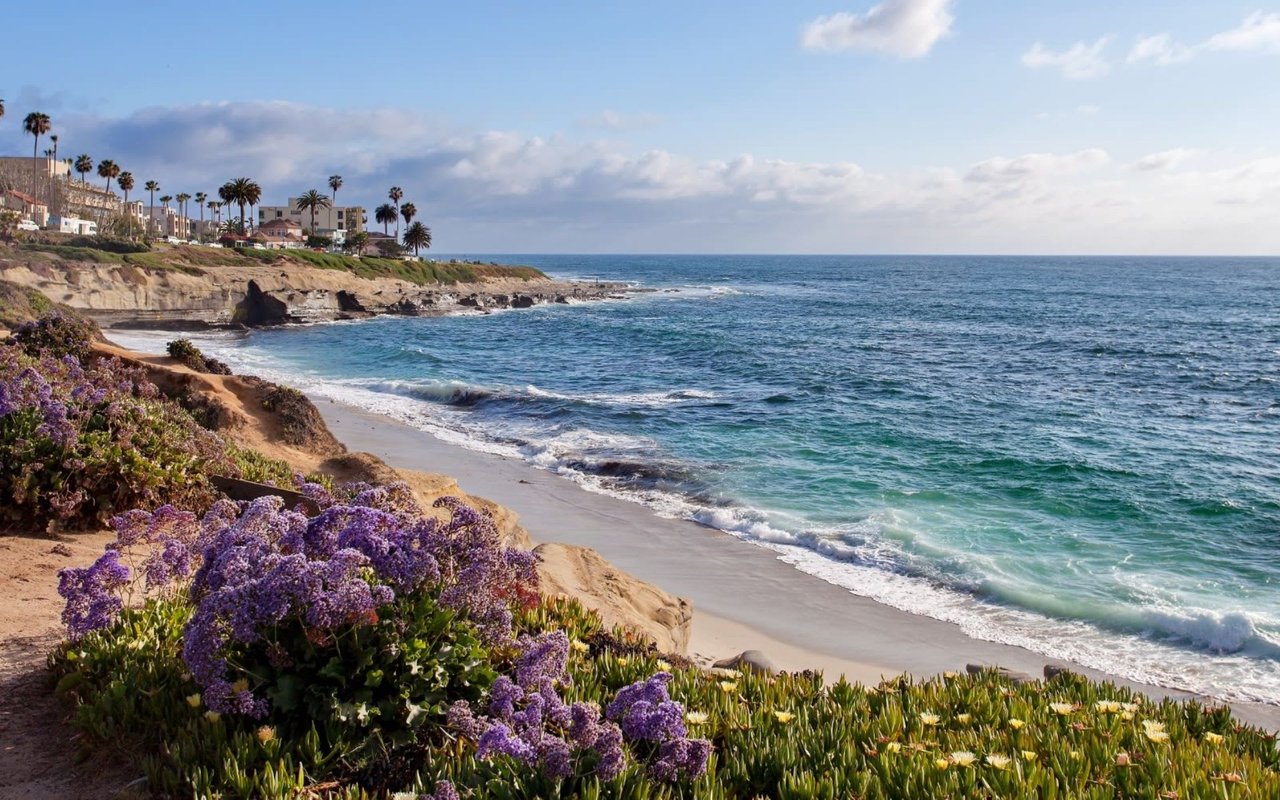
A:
[[112, 328, 1280, 706]]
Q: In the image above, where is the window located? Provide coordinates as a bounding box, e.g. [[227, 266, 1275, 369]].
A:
[[276, 210, 283, 218], [337, 210, 344, 219]]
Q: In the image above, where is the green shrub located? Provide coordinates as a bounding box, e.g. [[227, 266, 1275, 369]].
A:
[[65, 236, 151, 254], [166, 337, 231, 375]]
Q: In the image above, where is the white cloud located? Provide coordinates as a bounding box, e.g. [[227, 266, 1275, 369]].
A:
[[1132, 148, 1200, 171], [965, 149, 1110, 183], [1077, 105, 1101, 116], [20, 100, 1280, 253], [1129, 12, 1280, 66], [1022, 37, 1113, 79], [801, 0, 955, 58]]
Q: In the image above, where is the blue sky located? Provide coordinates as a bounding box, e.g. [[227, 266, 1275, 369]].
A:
[[3, 1, 1279, 253]]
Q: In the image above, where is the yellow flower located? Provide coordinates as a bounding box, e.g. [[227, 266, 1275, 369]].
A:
[[1049, 702, 1075, 715], [955, 713, 972, 724], [985, 754, 1011, 770], [935, 758, 951, 770], [950, 751, 977, 767], [1120, 702, 1139, 713], [231, 678, 249, 694], [919, 712, 941, 726], [1095, 700, 1122, 714], [1071, 750, 1082, 759], [1008, 717, 1025, 729], [708, 667, 740, 679], [685, 711, 709, 725], [204, 711, 221, 724], [1021, 750, 1038, 761], [1204, 732, 1224, 745], [1121, 711, 1135, 720], [773, 710, 796, 724], [185, 693, 202, 708], [718, 681, 738, 693], [656, 659, 672, 671], [1142, 720, 1167, 734], [616, 657, 629, 666], [570, 639, 590, 653], [256, 726, 276, 743], [943, 670, 961, 680], [885, 742, 902, 753], [1145, 729, 1170, 744]]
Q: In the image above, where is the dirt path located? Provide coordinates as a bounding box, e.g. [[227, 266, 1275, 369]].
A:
[[0, 532, 139, 800]]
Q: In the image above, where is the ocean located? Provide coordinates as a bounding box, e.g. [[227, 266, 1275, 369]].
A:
[[113, 255, 1280, 704]]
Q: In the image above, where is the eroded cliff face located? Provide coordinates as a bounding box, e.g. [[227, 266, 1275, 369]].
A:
[[0, 259, 620, 327]]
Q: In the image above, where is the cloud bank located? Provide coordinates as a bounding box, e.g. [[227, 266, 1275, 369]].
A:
[[1021, 37, 1113, 79], [802, 0, 955, 58], [9, 100, 1278, 254], [1130, 12, 1280, 65]]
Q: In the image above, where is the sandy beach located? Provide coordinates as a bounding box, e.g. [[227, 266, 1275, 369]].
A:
[[315, 397, 1280, 732]]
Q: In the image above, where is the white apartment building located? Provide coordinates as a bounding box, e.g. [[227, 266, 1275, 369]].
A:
[[258, 199, 366, 238]]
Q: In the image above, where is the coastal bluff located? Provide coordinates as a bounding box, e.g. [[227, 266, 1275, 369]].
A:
[[0, 243, 630, 327]]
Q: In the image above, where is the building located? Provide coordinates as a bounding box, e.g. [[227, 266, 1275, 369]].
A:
[[258, 217, 305, 249], [47, 215, 98, 236], [258, 198, 365, 238], [0, 189, 49, 227], [0, 156, 72, 181], [145, 206, 192, 239]]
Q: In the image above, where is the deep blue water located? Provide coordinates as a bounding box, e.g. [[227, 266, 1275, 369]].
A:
[[117, 255, 1280, 702]]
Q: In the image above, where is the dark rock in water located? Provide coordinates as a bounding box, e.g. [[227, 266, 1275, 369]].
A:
[[966, 663, 1037, 685], [554, 295, 570, 304], [232, 280, 292, 326], [458, 295, 481, 308], [388, 298, 420, 315], [336, 290, 366, 313], [512, 294, 536, 308], [714, 650, 776, 675]]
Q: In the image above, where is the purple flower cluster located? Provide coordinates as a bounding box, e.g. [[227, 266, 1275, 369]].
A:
[[451, 631, 627, 781], [183, 485, 539, 716], [605, 672, 687, 741], [1, 342, 229, 527], [57, 550, 131, 639], [606, 672, 711, 782]]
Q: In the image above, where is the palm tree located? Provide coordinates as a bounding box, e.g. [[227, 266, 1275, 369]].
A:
[[74, 154, 93, 185], [50, 134, 58, 166], [400, 202, 417, 227], [23, 112, 51, 163], [97, 159, 120, 194], [388, 186, 404, 237], [0, 99, 5, 123], [207, 199, 219, 232], [144, 180, 159, 236], [328, 174, 342, 203], [220, 178, 261, 235], [159, 195, 172, 209], [117, 172, 135, 237], [194, 192, 207, 237], [176, 193, 191, 238], [295, 189, 332, 236], [374, 203, 397, 235], [402, 221, 432, 255]]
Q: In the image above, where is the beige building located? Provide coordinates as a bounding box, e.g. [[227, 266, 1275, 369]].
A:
[[258, 217, 305, 249], [1, 189, 50, 226], [0, 156, 122, 221], [258, 199, 365, 238]]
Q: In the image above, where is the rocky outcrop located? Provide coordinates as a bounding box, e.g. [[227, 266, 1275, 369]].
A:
[[0, 258, 634, 329], [713, 650, 777, 675], [534, 542, 694, 654]]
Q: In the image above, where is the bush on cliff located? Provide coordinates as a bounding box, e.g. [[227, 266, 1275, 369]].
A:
[[166, 337, 232, 375], [0, 316, 231, 530]]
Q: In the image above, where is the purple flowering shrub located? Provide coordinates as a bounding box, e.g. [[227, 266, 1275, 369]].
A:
[[445, 630, 711, 790], [0, 344, 231, 529], [59, 484, 540, 766], [10, 308, 97, 360]]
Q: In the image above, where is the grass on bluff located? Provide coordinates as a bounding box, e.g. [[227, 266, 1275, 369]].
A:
[[9, 241, 545, 285]]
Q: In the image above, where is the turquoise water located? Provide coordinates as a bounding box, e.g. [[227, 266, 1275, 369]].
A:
[[117, 255, 1280, 703]]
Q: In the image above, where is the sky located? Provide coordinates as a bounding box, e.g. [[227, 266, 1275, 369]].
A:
[[2, 0, 1279, 254]]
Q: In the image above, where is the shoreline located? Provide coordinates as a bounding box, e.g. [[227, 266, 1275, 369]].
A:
[[312, 396, 1280, 731]]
